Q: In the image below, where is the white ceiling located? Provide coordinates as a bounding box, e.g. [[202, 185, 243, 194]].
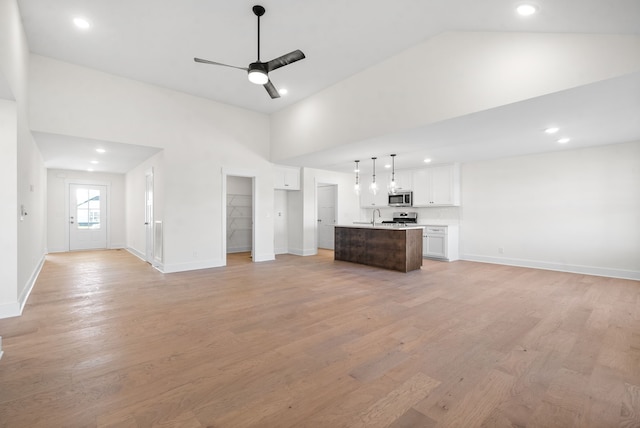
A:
[[17, 0, 640, 173], [35, 132, 162, 174]]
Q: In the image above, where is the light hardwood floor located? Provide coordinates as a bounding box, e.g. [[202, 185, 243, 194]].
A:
[[0, 249, 639, 427]]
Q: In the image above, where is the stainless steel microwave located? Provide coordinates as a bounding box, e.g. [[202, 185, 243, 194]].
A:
[[388, 191, 412, 207]]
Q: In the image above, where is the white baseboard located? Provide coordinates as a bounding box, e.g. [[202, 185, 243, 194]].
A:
[[227, 246, 252, 253], [126, 247, 146, 261], [288, 247, 317, 256], [0, 254, 46, 319], [253, 253, 276, 262], [461, 253, 640, 281], [162, 259, 225, 274], [18, 255, 45, 314]]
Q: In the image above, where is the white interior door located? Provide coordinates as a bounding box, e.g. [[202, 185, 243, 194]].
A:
[[317, 184, 337, 250], [145, 171, 154, 262], [69, 184, 108, 251]]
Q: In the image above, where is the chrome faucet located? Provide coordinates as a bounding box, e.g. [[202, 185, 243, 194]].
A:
[[372, 208, 381, 226]]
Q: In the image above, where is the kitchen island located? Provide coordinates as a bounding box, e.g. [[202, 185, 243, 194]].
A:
[[334, 225, 423, 272]]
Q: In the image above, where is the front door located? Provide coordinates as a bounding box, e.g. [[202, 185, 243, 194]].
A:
[[69, 184, 108, 251]]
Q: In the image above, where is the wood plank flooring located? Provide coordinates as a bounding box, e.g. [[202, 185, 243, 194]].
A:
[[0, 249, 639, 427]]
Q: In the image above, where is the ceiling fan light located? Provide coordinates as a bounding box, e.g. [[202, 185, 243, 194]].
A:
[[248, 69, 268, 85]]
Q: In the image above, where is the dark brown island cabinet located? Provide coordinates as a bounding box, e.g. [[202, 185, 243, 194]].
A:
[[334, 226, 423, 272]]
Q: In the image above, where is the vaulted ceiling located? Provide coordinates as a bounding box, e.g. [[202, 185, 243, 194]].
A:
[[17, 0, 640, 173]]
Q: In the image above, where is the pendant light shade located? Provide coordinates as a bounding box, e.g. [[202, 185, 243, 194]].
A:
[[354, 160, 360, 195], [388, 154, 397, 194], [369, 157, 378, 195]]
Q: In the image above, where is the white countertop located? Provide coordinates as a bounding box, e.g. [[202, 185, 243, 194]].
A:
[[337, 224, 425, 230]]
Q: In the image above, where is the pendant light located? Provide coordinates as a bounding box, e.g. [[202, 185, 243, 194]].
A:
[[369, 157, 378, 195], [388, 154, 397, 194], [354, 160, 361, 195]]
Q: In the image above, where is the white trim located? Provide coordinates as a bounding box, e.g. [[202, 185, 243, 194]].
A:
[[461, 253, 640, 281], [18, 255, 45, 313], [288, 247, 317, 257], [145, 168, 154, 265], [126, 246, 146, 261], [253, 252, 276, 262]]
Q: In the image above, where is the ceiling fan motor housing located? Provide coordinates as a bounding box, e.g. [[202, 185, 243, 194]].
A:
[[248, 62, 268, 84]]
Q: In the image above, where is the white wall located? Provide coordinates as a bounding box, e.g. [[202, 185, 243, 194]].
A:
[[274, 190, 289, 254], [460, 141, 640, 279], [47, 169, 127, 253], [28, 55, 274, 273], [0, 100, 18, 311], [271, 32, 640, 163], [0, 0, 47, 319], [287, 168, 360, 256]]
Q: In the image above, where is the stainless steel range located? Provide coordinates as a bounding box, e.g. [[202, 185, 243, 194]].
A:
[[381, 212, 418, 226]]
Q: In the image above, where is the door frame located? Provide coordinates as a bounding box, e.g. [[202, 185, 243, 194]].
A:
[[145, 168, 154, 264], [316, 183, 338, 250], [314, 178, 339, 252], [221, 167, 257, 265], [65, 179, 111, 251]]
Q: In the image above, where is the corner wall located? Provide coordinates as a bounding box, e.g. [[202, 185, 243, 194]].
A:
[[0, 0, 47, 319]]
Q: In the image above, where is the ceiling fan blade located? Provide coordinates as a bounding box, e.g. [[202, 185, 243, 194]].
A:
[[264, 80, 280, 99], [194, 57, 248, 71], [265, 50, 306, 73]]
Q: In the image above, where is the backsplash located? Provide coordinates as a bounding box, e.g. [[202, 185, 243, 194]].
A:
[[359, 206, 460, 225]]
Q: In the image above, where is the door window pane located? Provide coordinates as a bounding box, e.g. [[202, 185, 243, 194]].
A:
[[76, 188, 101, 229]]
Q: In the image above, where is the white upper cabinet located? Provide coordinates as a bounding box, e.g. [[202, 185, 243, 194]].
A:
[[274, 166, 300, 190], [412, 163, 460, 206], [390, 170, 413, 192]]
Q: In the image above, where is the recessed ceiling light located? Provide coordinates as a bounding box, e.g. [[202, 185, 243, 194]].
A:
[[516, 4, 537, 16], [87, 168, 94, 172], [96, 148, 106, 153], [424, 158, 432, 163], [384, 164, 391, 169], [73, 17, 91, 29], [544, 127, 559, 134], [278, 88, 288, 96], [557, 138, 570, 144], [90, 160, 99, 164]]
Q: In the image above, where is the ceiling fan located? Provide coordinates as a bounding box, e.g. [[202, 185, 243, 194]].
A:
[[194, 5, 306, 99]]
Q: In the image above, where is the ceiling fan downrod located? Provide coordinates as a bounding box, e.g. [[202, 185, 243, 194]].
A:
[[253, 5, 265, 62]]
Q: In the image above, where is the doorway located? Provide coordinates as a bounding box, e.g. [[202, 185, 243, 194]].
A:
[[226, 176, 254, 257], [317, 184, 337, 250], [69, 184, 108, 251], [144, 169, 154, 263]]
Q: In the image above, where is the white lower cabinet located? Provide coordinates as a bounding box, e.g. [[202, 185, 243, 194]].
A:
[[422, 225, 459, 261]]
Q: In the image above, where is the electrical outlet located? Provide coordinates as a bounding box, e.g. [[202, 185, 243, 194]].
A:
[[498, 247, 504, 254]]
